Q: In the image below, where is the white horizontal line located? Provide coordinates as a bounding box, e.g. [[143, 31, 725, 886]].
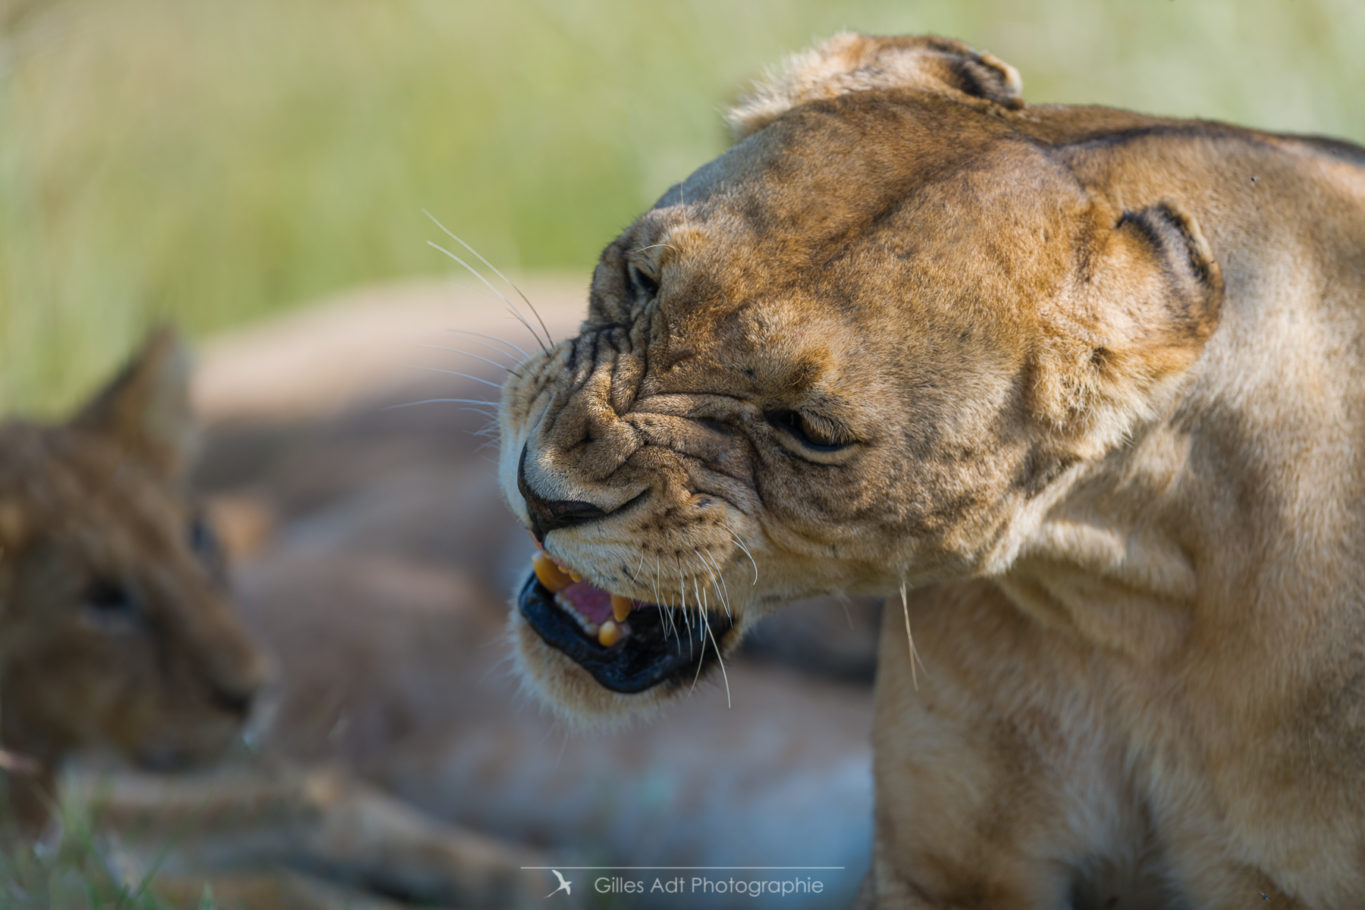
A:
[[520, 866, 845, 871]]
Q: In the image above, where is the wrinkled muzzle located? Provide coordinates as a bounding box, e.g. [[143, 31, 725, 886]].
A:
[[500, 329, 751, 704]]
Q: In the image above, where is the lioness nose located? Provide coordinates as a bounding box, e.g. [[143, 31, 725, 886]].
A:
[[518, 446, 608, 540]]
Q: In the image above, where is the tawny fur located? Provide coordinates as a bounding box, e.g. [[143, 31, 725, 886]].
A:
[[0, 330, 265, 831], [497, 32, 1365, 909]]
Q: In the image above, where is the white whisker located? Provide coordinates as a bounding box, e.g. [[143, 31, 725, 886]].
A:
[[704, 617, 732, 709], [698, 549, 732, 618], [688, 597, 707, 693], [689, 650, 706, 692], [648, 557, 665, 636], [424, 209, 555, 348], [433, 336, 515, 363], [838, 595, 854, 629], [428, 240, 549, 354], [677, 556, 693, 643], [651, 556, 677, 643], [421, 343, 514, 374], [414, 365, 505, 391], [446, 328, 529, 360], [384, 397, 497, 411], [719, 522, 759, 584], [536, 722, 559, 748], [900, 580, 925, 690], [692, 573, 705, 630]]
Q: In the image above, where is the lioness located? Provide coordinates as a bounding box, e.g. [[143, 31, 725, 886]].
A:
[[0, 329, 266, 831], [497, 33, 1365, 909]]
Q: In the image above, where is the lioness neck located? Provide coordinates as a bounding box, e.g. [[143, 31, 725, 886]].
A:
[[1002, 117, 1365, 669], [997, 422, 1197, 663]]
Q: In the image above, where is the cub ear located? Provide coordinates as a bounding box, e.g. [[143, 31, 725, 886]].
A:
[[728, 32, 1022, 139], [0, 501, 26, 592], [73, 326, 198, 480], [0, 501, 26, 554], [1034, 200, 1224, 456]]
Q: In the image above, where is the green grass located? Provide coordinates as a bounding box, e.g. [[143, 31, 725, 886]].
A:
[[0, 801, 193, 910], [1, 0, 1363, 413]]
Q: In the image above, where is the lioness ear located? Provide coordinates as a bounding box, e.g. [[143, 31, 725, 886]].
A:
[[1100, 199, 1223, 353], [73, 326, 198, 480], [728, 32, 1022, 139], [1034, 200, 1223, 456]]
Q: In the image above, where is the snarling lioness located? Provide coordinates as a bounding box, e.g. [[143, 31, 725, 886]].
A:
[[498, 33, 1365, 908]]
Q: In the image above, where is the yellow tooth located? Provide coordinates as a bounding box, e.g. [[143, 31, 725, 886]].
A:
[[598, 620, 623, 647], [533, 552, 574, 593], [610, 594, 633, 623], [569, 571, 583, 583]]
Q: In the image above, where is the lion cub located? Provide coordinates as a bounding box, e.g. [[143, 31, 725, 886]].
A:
[[0, 329, 266, 831]]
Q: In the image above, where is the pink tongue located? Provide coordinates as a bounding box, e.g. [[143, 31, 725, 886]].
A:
[[560, 581, 615, 625]]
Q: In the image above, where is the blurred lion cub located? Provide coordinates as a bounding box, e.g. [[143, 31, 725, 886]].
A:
[[0, 328, 266, 831], [1, 333, 543, 908]]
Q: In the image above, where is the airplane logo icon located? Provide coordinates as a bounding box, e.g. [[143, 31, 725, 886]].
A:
[[546, 869, 572, 898]]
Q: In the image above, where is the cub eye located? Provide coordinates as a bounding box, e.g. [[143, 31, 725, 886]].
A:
[[188, 512, 229, 584], [188, 513, 219, 560], [84, 578, 140, 620], [627, 262, 660, 300], [765, 409, 853, 453]]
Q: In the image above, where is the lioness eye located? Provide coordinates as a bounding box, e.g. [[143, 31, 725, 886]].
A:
[[627, 263, 660, 300], [765, 409, 852, 453]]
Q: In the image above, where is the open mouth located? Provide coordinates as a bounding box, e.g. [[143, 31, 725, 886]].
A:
[[517, 549, 734, 694]]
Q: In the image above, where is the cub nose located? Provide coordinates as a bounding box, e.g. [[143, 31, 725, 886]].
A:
[[210, 680, 258, 718], [518, 446, 608, 540], [209, 652, 272, 720]]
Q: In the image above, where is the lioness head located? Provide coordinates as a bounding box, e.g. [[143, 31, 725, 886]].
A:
[[499, 34, 1221, 722], [0, 330, 266, 775]]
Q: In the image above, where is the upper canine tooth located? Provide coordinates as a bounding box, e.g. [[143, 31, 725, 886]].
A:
[[533, 552, 574, 593], [610, 594, 633, 623]]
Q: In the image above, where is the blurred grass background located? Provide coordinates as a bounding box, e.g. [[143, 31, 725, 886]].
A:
[[1, 0, 1362, 414]]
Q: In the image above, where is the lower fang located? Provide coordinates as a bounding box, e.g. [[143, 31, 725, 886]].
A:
[[598, 620, 623, 647]]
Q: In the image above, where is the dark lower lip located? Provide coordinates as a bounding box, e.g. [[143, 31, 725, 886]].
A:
[[516, 573, 734, 694]]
